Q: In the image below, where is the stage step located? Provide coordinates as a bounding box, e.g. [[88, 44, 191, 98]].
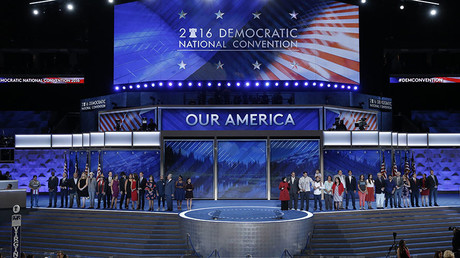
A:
[[0, 208, 188, 257], [308, 206, 460, 257]]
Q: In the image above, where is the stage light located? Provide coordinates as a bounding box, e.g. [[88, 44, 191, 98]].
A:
[[108, 0, 114, 3], [361, 0, 366, 3], [255, 82, 260, 87], [430, 8, 437, 16], [143, 84, 147, 88], [167, 82, 172, 87], [33, 9, 39, 15], [227, 82, 231, 87], [188, 82, 193, 86], [129, 85, 133, 89], [122, 86, 126, 90], [275, 82, 279, 86], [245, 82, 250, 87], [284, 82, 289, 86], [114, 86, 120, 91], [197, 82, 202, 87], [136, 84, 140, 88], [327, 84, 331, 87], [66, 3, 74, 11], [159, 82, 163, 86], [304, 82, 308, 86], [400, 5, 404, 10], [341, 85, 345, 89], [347, 85, 351, 89], [312, 82, 316, 86], [334, 84, 338, 88], [265, 82, 270, 87], [294, 82, 299, 86], [217, 82, 221, 87], [236, 82, 241, 87], [151, 83, 155, 87], [178, 82, 183, 87], [207, 82, 212, 87], [353, 86, 358, 90], [320, 83, 324, 87]]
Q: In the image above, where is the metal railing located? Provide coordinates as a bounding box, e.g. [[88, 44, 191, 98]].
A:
[[185, 233, 202, 257]]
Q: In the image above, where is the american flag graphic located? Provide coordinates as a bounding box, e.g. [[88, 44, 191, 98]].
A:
[[84, 152, 89, 174], [99, 111, 142, 132], [404, 154, 410, 176], [97, 151, 102, 175], [75, 153, 79, 175], [259, 2, 359, 83], [410, 153, 416, 177], [381, 154, 387, 179]]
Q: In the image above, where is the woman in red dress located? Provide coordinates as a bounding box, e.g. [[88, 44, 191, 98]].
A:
[[332, 177, 345, 210], [420, 174, 430, 207], [279, 177, 290, 210], [130, 174, 138, 210]]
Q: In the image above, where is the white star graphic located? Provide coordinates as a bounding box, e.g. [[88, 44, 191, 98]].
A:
[[178, 61, 186, 69], [216, 61, 224, 70], [252, 12, 261, 19], [289, 10, 298, 19], [291, 61, 298, 69], [215, 10, 224, 19], [178, 10, 187, 19], [252, 60, 262, 70]]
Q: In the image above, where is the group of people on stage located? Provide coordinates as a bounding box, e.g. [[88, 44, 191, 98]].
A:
[[279, 169, 439, 211], [28, 171, 194, 211]]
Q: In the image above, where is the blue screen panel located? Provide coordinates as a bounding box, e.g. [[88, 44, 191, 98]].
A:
[[323, 150, 381, 180], [217, 141, 266, 199], [164, 140, 214, 198], [270, 140, 320, 199], [102, 150, 161, 179]]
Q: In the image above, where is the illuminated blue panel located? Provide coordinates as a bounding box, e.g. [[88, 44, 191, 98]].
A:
[[323, 150, 381, 180], [218, 141, 266, 199], [270, 140, 320, 199], [101, 151, 161, 179], [164, 140, 214, 198]]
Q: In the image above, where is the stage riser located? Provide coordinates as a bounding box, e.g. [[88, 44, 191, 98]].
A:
[[309, 207, 460, 256], [0, 209, 188, 257]]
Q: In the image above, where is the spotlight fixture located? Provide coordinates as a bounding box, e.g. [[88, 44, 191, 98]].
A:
[[108, 0, 114, 3], [430, 8, 437, 16], [361, 0, 366, 3], [66, 3, 74, 11], [400, 5, 404, 9], [33, 9, 39, 15]]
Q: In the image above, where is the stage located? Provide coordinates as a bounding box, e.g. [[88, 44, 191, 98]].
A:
[[0, 193, 459, 257]]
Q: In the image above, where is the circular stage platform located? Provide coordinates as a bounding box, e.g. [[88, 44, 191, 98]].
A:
[[180, 206, 313, 257]]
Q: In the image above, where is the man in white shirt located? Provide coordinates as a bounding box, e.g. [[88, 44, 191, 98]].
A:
[[313, 176, 323, 211], [333, 170, 346, 209], [299, 172, 313, 211]]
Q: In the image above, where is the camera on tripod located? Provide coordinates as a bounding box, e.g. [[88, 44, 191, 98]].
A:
[[355, 117, 369, 130]]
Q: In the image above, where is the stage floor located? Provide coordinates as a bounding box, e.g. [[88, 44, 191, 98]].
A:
[[24, 193, 460, 213]]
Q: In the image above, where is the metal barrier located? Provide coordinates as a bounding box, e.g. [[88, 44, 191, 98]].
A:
[[186, 233, 202, 257]]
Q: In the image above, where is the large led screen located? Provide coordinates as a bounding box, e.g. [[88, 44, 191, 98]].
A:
[[164, 140, 214, 198], [270, 140, 320, 199], [114, 0, 359, 84], [217, 140, 266, 199], [323, 150, 381, 180]]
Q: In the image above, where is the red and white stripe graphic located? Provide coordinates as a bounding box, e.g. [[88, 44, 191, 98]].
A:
[[257, 1, 359, 84], [336, 111, 377, 131], [99, 111, 142, 131]]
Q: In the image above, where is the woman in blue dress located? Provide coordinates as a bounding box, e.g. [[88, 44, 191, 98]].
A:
[[146, 175, 157, 211], [175, 175, 185, 210]]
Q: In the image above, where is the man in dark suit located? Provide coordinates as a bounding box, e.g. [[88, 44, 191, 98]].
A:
[[394, 172, 403, 208], [165, 174, 175, 211], [68, 172, 80, 208], [59, 172, 69, 208], [345, 170, 357, 210], [288, 172, 300, 210], [427, 170, 439, 206], [138, 172, 147, 210], [374, 172, 386, 209], [105, 171, 113, 209], [48, 171, 59, 208], [119, 172, 126, 209], [409, 173, 420, 207]]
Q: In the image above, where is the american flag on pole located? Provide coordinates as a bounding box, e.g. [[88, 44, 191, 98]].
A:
[[97, 151, 102, 176], [404, 153, 410, 176], [381, 153, 387, 179], [410, 153, 416, 177], [392, 153, 398, 177], [63, 152, 68, 175], [84, 152, 90, 174], [75, 152, 79, 175]]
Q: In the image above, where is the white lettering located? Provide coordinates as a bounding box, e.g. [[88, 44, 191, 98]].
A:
[[186, 114, 198, 126]]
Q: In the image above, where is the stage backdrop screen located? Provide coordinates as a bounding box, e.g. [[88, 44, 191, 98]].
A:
[[114, 0, 359, 84]]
